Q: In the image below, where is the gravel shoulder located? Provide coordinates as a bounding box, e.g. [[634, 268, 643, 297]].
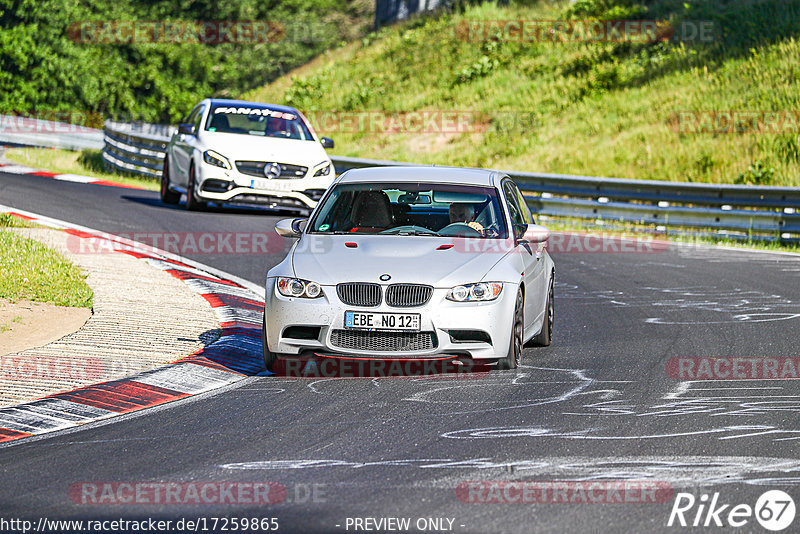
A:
[[0, 298, 91, 357], [0, 227, 221, 407]]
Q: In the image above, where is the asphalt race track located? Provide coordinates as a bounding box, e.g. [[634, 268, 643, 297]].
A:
[[2, 171, 800, 533]]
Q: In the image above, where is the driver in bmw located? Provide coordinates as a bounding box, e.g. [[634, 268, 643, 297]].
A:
[[448, 202, 484, 233]]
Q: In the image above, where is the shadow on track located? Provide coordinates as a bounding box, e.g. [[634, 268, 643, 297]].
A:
[[120, 195, 306, 218]]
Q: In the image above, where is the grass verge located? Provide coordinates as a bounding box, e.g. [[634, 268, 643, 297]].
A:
[[3, 147, 160, 191], [247, 0, 800, 186], [541, 216, 800, 254], [0, 214, 93, 308]]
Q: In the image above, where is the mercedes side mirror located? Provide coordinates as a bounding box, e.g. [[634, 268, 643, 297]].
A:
[[178, 123, 195, 136], [320, 137, 334, 149]]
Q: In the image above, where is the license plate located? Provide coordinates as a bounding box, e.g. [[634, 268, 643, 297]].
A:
[[345, 311, 420, 331], [249, 178, 293, 191]]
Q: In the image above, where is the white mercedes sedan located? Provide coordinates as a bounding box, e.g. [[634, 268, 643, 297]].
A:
[[262, 166, 555, 371], [161, 98, 335, 212]]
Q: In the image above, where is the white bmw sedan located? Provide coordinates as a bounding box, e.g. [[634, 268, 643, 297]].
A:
[[262, 166, 555, 371], [161, 98, 335, 211]]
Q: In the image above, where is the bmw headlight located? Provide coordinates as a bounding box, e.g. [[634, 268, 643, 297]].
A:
[[277, 277, 323, 298], [446, 282, 502, 302], [203, 150, 231, 169], [313, 162, 331, 177]]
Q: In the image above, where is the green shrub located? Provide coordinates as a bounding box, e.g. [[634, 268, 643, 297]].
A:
[[76, 149, 105, 174], [735, 161, 775, 185], [0, 0, 372, 123]]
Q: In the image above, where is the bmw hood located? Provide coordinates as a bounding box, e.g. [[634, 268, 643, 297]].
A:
[[290, 235, 512, 288], [199, 132, 330, 166]]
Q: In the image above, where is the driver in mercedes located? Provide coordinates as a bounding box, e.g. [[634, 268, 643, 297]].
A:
[[448, 202, 484, 233]]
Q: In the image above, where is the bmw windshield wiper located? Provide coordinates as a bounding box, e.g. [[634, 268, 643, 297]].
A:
[[395, 230, 439, 236], [320, 229, 439, 236]]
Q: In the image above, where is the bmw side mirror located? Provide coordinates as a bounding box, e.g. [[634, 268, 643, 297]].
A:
[[521, 224, 550, 244], [178, 123, 195, 136], [320, 137, 334, 149], [275, 218, 307, 238]]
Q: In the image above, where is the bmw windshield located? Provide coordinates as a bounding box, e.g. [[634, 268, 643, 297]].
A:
[[310, 182, 508, 239], [204, 103, 315, 140]]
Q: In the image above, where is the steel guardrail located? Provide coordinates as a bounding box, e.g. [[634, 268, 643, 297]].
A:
[[0, 114, 104, 151], [99, 122, 800, 240], [330, 156, 800, 240], [101, 120, 175, 177]]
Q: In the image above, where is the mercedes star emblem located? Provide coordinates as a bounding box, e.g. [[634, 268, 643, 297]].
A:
[[264, 162, 282, 179]]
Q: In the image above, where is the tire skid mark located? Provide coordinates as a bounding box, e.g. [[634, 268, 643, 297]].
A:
[[219, 455, 800, 487], [439, 375, 800, 445], [558, 284, 800, 324]]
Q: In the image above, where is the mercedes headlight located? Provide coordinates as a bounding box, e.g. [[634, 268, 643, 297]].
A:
[[313, 162, 332, 177], [446, 282, 502, 302], [203, 150, 231, 169], [277, 277, 323, 298]]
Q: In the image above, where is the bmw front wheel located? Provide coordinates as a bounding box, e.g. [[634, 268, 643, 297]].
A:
[[262, 315, 278, 372], [498, 289, 524, 370], [530, 275, 554, 347]]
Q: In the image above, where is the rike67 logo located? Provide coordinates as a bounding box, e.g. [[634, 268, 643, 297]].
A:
[[668, 490, 795, 531]]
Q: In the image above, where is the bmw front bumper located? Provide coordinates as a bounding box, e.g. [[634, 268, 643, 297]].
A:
[[263, 279, 519, 361]]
